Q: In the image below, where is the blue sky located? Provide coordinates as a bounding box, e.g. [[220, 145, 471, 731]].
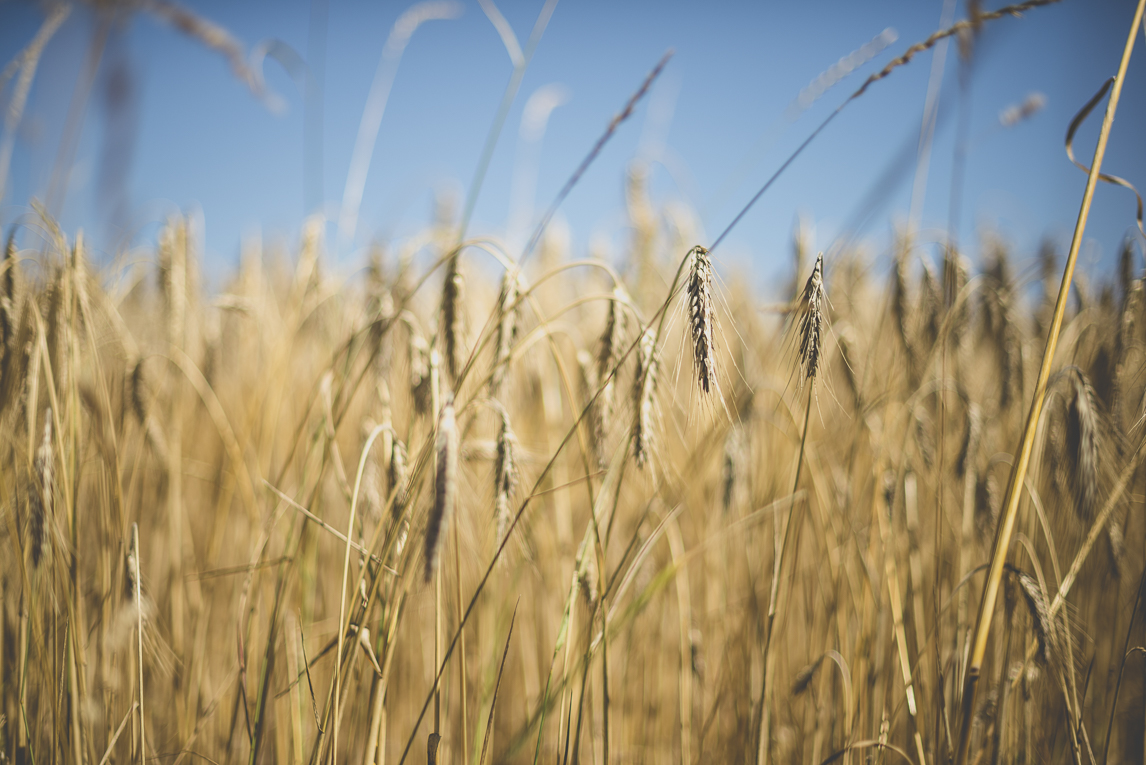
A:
[[1, 0, 1143, 293]]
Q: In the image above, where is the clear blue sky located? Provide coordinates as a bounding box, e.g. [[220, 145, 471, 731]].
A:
[[1, 0, 1143, 293]]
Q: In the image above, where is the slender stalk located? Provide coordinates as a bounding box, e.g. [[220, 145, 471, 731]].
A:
[[518, 50, 672, 265], [601, 602, 610, 765], [133, 523, 146, 765], [287, 620, 304, 765], [45, 13, 110, 216], [453, 522, 468, 765], [877, 477, 926, 765], [99, 702, 138, 765], [0, 5, 70, 205], [18, 598, 29, 762], [457, 0, 560, 243], [431, 355, 443, 739], [757, 385, 813, 765], [337, 2, 462, 252], [68, 620, 83, 765], [435, 535, 443, 742], [333, 424, 387, 765], [1101, 573, 1144, 765], [365, 677, 385, 765], [954, 3, 1146, 762]]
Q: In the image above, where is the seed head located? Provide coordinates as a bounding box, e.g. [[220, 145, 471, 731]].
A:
[[975, 472, 1000, 545], [1064, 368, 1100, 520], [389, 437, 409, 520], [1008, 567, 1056, 664], [685, 246, 719, 395], [956, 403, 982, 479], [1, 227, 15, 349], [369, 278, 395, 386], [836, 326, 861, 411], [129, 359, 150, 424], [409, 333, 431, 416], [598, 287, 626, 409], [943, 248, 970, 346], [30, 410, 53, 570], [594, 287, 627, 467], [360, 422, 384, 526], [721, 426, 744, 513], [494, 406, 518, 545], [791, 655, 825, 696], [632, 327, 659, 469], [796, 252, 826, 388], [998, 91, 1046, 128], [441, 254, 464, 381], [919, 263, 940, 350], [424, 396, 458, 582], [126, 522, 141, 602], [892, 247, 911, 361], [576, 350, 603, 466], [491, 268, 520, 395]]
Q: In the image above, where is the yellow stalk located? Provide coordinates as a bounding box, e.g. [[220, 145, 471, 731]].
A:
[[954, 2, 1146, 762]]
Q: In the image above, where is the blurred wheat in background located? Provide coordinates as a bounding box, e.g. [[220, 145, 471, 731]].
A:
[[2, 1, 1146, 765]]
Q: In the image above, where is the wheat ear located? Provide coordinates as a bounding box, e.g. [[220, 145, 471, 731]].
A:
[[685, 245, 719, 395], [424, 397, 458, 582], [631, 327, 659, 469]]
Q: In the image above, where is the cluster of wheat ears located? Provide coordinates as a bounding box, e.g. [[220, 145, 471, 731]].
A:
[[3, 2, 1146, 765]]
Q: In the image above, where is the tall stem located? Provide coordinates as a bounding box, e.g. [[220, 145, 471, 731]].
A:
[[954, 2, 1145, 762], [134, 524, 146, 765], [431, 354, 443, 743], [434, 541, 443, 741], [757, 385, 814, 765], [453, 523, 468, 765]]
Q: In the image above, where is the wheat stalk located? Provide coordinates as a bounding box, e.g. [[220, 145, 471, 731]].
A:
[[758, 251, 827, 765], [129, 523, 146, 764], [425, 396, 458, 582], [332, 422, 387, 765], [955, 3, 1146, 761]]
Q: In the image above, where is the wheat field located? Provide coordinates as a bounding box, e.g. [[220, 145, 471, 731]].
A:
[[2, 3, 1146, 765]]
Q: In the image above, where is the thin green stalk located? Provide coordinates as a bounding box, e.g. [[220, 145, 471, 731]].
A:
[[954, 2, 1146, 762]]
